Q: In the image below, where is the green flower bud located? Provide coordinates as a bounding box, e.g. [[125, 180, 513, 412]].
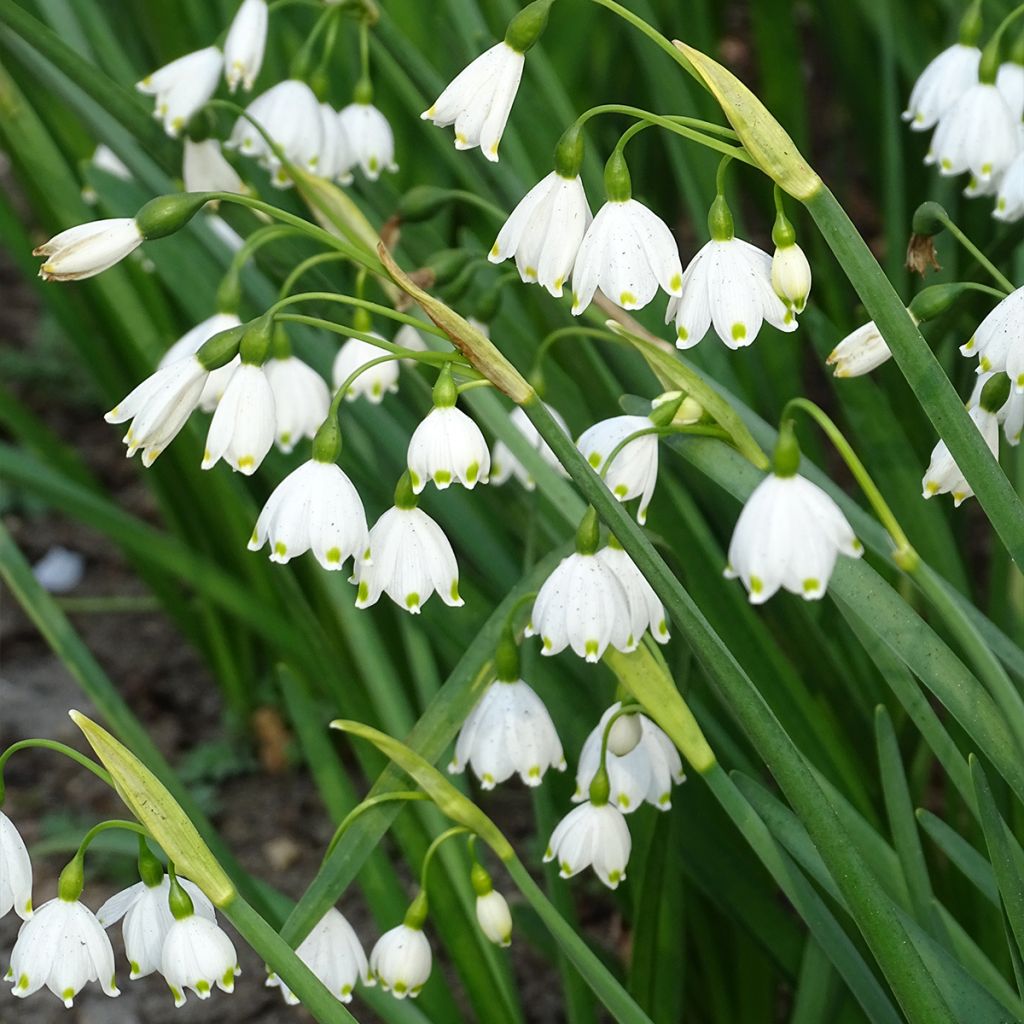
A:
[[772, 419, 801, 477], [494, 625, 521, 683], [575, 506, 600, 556], [239, 313, 274, 366], [57, 854, 85, 903], [432, 363, 458, 408], [708, 194, 734, 242], [135, 193, 209, 241], [196, 323, 246, 371], [554, 122, 584, 179], [403, 889, 429, 929], [603, 149, 632, 204], [138, 838, 165, 888], [980, 372, 1011, 413], [504, 0, 556, 54]]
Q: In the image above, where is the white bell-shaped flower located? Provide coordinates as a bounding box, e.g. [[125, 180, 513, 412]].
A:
[[997, 62, 1024, 121], [489, 171, 591, 295], [491, 404, 570, 490], [544, 801, 631, 889], [333, 334, 400, 403], [573, 703, 685, 812], [369, 924, 432, 998], [394, 323, 430, 364], [771, 242, 812, 313], [903, 43, 981, 129], [137, 47, 223, 137], [475, 890, 513, 948], [826, 319, 894, 377], [595, 541, 669, 645], [995, 146, 1024, 221], [337, 102, 398, 180], [922, 405, 1000, 505], [266, 908, 369, 1005], [224, 0, 268, 93], [961, 285, 1024, 387], [34, 218, 143, 281], [577, 414, 659, 524], [97, 875, 214, 980], [7, 898, 119, 1006], [249, 460, 370, 571], [422, 42, 524, 161], [159, 312, 241, 412], [264, 355, 330, 452], [449, 678, 565, 788], [0, 811, 33, 921], [106, 356, 209, 466], [970, 371, 1024, 445], [725, 467, 863, 604], [183, 138, 246, 196], [202, 362, 276, 474], [927, 83, 1019, 183], [352, 500, 463, 614], [162, 913, 239, 1007], [316, 104, 355, 184]]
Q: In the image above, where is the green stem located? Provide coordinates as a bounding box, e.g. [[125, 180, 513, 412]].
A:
[[0, 739, 112, 801], [928, 208, 1015, 293], [804, 187, 1024, 568], [76, 818, 149, 855], [324, 792, 430, 860], [278, 252, 349, 300], [268, 292, 449, 336], [419, 826, 472, 891]]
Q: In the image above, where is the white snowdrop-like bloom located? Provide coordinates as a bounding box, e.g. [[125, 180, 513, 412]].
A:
[[183, 138, 246, 195], [922, 405, 1000, 505], [337, 102, 398, 180], [352, 506, 463, 613], [543, 801, 631, 889], [318, 104, 355, 184], [224, 0, 268, 93], [34, 218, 143, 281], [249, 460, 370, 571], [228, 80, 323, 185], [526, 550, 634, 661], [137, 47, 223, 138], [394, 323, 430, 365], [577, 414, 659, 524], [159, 312, 241, 412], [667, 237, 796, 349], [903, 43, 981, 129], [7, 898, 119, 1007], [475, 890, 513, 948], [449, 679, 565, 787], [97, 875, 214, 980], [266, 908, 369, 1005], [595, 542, 669, 645], [961, 285, 1024, 387], [408, 406, 490, 493], [333, 335, 399, 403], [0, 812, 33, 921], [997, 62, 1024, 122], [573, 703, 685, 812], [970, 372, 1024, 445], [369, 925, 432, 998], [491, 404, 570, 490], [827, 320, 893, 377], [994, 146, 1024, 221], [927, 83, 1019, 183], [91, 144, 132, 181], [725, 473, 863, 603], [422, 42, 524, 161], [571, 199, 683, 315], [161, 913, 239, 1007], [771, 242, 812, 313], [489, 172, 592, 295], [105, 356, 209, 466], [264, 355, 330, 452], [202, 362, 276, 474]]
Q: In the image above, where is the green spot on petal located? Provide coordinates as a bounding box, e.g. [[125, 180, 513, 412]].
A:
[[357, 580, 369, 602], [326, 547, 342, 564], [274, 541, 287, 557], [406, 592, 420, 609], [588, 452, 602, 468], [465, 461, 479, 483], [731, 322, 747, 341], [619, 290, 637, 306], [669, 272, 682, 292], [197, 980, 211, 994], [750, 575, 763, 594], [434, 469, 452, 486], [607, 869, 622, 884], [450, 580, 461, 602], [802, 577, 820, 593], [585, 639, 599, 657]]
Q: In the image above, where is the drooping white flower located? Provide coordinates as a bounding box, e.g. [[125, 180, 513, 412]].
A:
[[317, 104, 355, 184], [922, 405, 1000, 505], [449, 679, 565, 788], [368, 924, 431, 998], [105, 356, 209, 466], [475, 890, 512, 948], [136, 47, 223, 137], [7, 898, 119, 1007], [577, 414, 659, 524], [970, 371, 1024, 445], [573, 703, 685, 812], [224, 0, 268, 93], [903, 43, 981, 130], [490, 404, 570, 490], [826, 319, 894, 377], [202, 362, 276, 474], [725, 473, 863, 603], [771, 242, 812, 313], [422, 42, 524, 161], [571, 199, 683, 315], [332, 335, 399, 403], [159, 312, 242, 412], [667, 237, 796, 349], [96, 875, 214, 980], [352, 506, 463, 613], [961, 285, 1024, 388], [927, 83, 1019, 183], [264, 355, 330, 452], [0, 812, 33, 921], [337, 102, 398, 180], [997, 61, 1024, 121], [34, 218, 143, 281], [394, 323, 430, 365], [249, 460, 370, 570], [994, 146, 1024, 221], [543, 801, 631, 889], [161, 913, 239, 1007], [266, 908, 369, 1005], [183, 138, 246, 195], [526, 551, 634, 661], [595, 542, 669, 645], [489, 172, 592, 295], [408, 405, 490, 493]]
